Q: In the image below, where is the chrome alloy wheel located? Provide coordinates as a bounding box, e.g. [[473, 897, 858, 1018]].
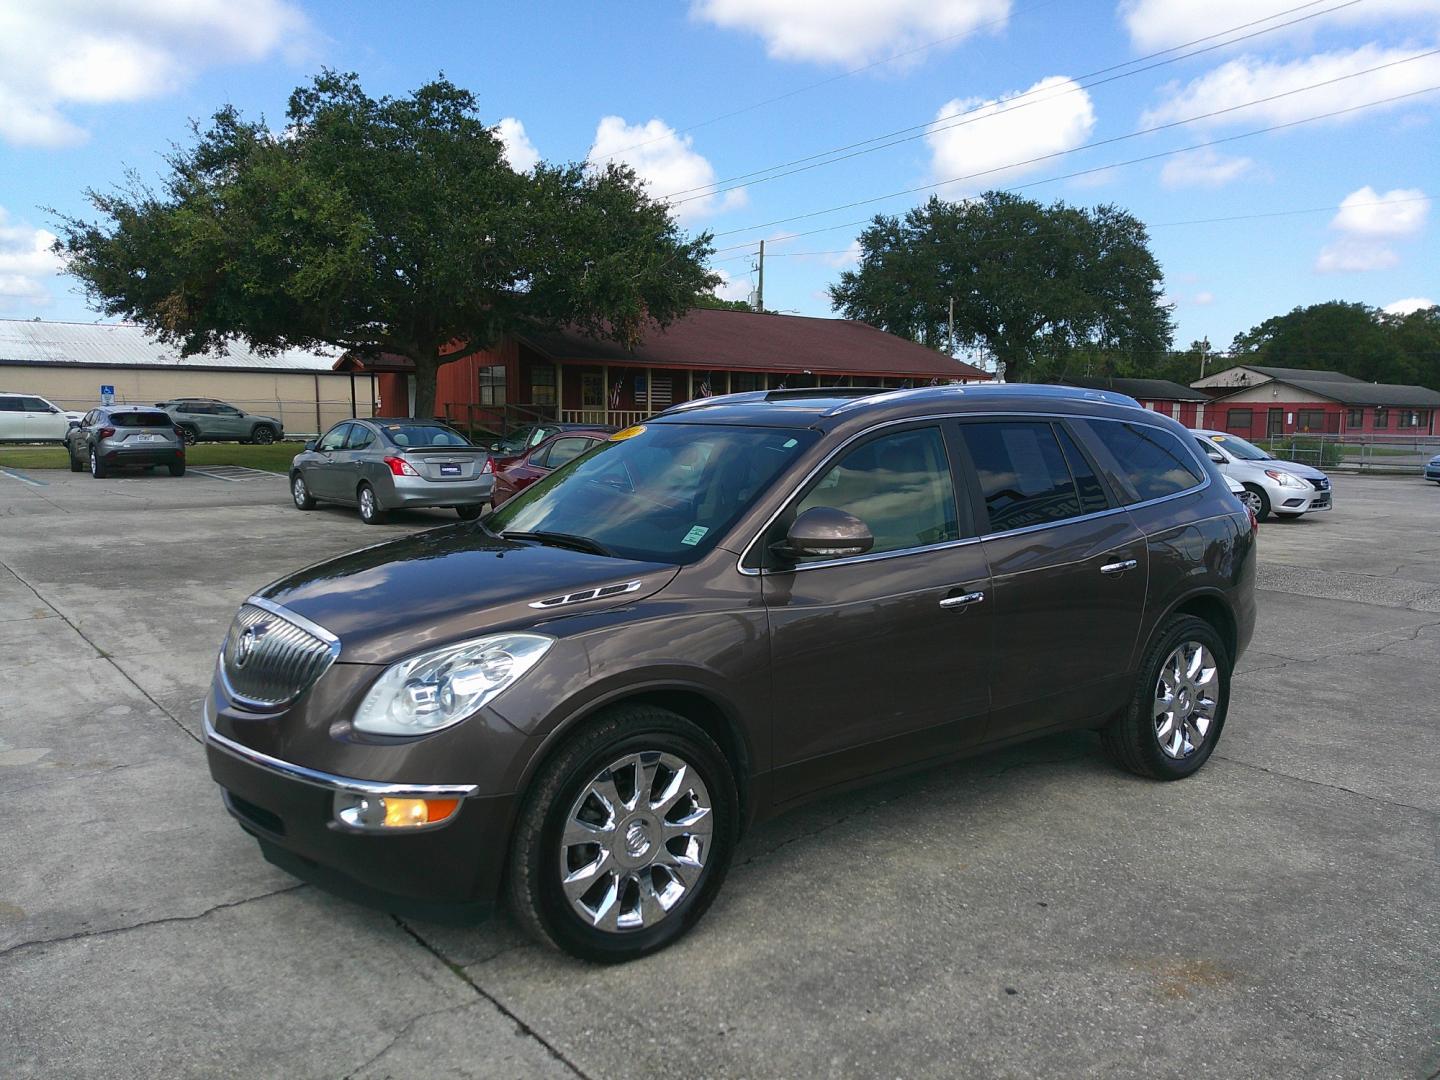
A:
[[559, 751, 712, 932], [359, 487, 378, 518], [292, 475, 307, 505], [1238, 489, 1263, 517], [1154, 641, 1219, 759]]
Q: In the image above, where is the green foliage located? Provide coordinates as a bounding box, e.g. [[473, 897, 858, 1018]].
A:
[[1230, 301, 1440, 389], [1262, 436, 1345, 468], [52, 71, 717, 417], [828, 192, 1173, 383], [692, 294, 753, 312]]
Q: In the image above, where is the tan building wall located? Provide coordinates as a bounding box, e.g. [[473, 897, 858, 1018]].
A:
[[0, 365, 378, 435], [1209, 383, 1335, 404]]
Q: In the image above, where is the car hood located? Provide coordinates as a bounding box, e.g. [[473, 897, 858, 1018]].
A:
[[1258, 458, 1327, 481], [258, 525, 678, 664]]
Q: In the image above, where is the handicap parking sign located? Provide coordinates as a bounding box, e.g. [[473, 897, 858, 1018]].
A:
[[100, 384, 114, 405]]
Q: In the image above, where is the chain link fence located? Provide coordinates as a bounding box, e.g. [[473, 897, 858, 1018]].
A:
[[1258, 434, 1440, 474]]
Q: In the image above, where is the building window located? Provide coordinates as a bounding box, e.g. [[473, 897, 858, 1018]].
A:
[[479, 364, 506, 406], [580, 374, 604, 409], [1226, 408, 1253, 434], [1397, 409, 1429, 429], [1346, 408, 1365, 428], [1297, 409, 1327, 432], [730, 373, 762, 393], [530, 364, 556, 406], [1374, 407, 1389, 429]]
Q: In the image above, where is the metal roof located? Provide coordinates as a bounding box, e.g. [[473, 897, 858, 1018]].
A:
[[0, 320, 342, 372], [1058, 375, 1207, 401]]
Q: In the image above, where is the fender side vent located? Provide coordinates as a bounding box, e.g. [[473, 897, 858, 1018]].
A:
[[529, 579, 644, 609]]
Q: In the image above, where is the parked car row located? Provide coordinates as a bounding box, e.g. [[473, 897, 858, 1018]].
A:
[[0, 391, 283, 448], [0, 391, 81, 442]]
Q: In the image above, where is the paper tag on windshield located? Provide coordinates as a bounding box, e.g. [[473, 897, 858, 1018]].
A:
[[681, 525, 709, 546]]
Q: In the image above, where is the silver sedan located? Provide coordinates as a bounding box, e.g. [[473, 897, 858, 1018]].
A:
[[290, 418, 494, 524]]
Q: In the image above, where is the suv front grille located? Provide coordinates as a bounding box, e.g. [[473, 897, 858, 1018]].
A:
[[220, 603, 338, 708]]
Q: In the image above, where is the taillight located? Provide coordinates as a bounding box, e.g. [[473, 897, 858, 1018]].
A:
[[1247, 507, 1259, 533], [481, 458, 493, 474], [383, 456, 418, 476], [174, 427, 184, 438], [98, 427, 115, 438]]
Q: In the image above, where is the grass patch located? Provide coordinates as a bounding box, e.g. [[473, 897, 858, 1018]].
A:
[[0, 442, 302, 473]]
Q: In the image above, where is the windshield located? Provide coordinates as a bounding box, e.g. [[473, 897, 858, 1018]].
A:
[[485, 422, 818, 564], [379, 422, 472, 448], [1207, 434, 1271, 461]]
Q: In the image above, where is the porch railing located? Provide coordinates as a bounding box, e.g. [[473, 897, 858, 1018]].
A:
[[560, 409, 652, 428]]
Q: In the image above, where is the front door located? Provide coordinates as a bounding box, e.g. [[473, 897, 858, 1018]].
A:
[[1267, 408, 1283, 438], [307, 422, 353, 498], [763, 424, 993, 801], [955, 418, 1148, 739]]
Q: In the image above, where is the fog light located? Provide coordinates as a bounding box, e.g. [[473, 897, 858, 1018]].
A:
[[334, 793, 461, 830]]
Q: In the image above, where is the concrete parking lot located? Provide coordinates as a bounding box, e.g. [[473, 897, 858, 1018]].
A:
[[1, 466, 1436, 1079]]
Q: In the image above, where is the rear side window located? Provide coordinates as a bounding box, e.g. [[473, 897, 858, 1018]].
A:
[[345, 425, 376, 450], [960, 421, 1085, 533], [112, 412, 172, 427], [1076, 420, 1204, 504], [0, 397, 24, 412], [543, 437, 596, 470], [795, 426, 959, 555]]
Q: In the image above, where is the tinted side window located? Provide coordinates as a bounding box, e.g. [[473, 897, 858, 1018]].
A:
[[1055, 424, 1110, 514], [960, 421, 1084, 533], [318, 424, 351, 451], [1077, 420, 1204, 503], [22, 397, 51, 411], [345, 425, 375, 450], [795, 427, 958, 555], [0, 397, 24, 412], [544, 437, 594, 470]]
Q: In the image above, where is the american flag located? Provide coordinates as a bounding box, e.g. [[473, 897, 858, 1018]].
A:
[[698, 376, 713, 398], [609, 374, 623, 410]]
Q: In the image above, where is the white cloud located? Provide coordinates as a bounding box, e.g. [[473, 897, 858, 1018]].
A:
[[1316, 185, 1429, 273], [1383, 296, 1436, 315], [691, 0, 1010, 66], [927, 76, 1096, 188], [1120, 0, 1440, 52], [1331, 185, 1428, 236], [495, 117, 540, 172], [1141, 45, 1440, 131], [710, 267, 754, 303], [0, 207, 63, 310], [1194, 291, 1215, 306], [587, 116, 746, 224], [1316, 239, 1400, 273], [0, 0, 309, 147], [1160, 147, 1254, 188]]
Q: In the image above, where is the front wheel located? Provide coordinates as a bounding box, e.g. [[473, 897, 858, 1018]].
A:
[[1239, 485, 1270, 523], [507, 705, 738, 963], [251, 425, 276, 445], [357, 483, 386, 525], [291, 472, 315, 510], [1101, 614, 1230, 781]]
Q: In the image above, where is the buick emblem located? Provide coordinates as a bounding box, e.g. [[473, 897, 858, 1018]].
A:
[[235, 622, 268, 668]]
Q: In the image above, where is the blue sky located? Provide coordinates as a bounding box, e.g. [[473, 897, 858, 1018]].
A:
[[1, 0, 1437, 365]]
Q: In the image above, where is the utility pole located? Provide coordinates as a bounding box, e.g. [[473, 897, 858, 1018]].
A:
[[755, 240, 764, 314], [1199, 336, 1211, 379], [947, 296, 955, 355]]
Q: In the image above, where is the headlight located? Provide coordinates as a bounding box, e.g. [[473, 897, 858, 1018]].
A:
[[1264, 469, 1305, 488], [353, 633, 552, 736]]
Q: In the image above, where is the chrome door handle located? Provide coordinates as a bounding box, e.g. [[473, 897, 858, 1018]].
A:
[[939, 591, 986, 609], [1100, 558, 1138, 575]]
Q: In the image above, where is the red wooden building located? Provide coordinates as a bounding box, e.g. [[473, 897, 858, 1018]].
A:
[[1191, 364, 1440, 438], [1058, 375, 1211, 428], [337, 308, 990, 431]]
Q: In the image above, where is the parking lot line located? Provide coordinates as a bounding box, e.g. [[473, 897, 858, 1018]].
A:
[[0, 467, 48, 487]]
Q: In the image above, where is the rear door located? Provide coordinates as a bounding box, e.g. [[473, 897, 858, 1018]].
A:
[[955, 417, 1148, 741], [763, 423, 993, 801]]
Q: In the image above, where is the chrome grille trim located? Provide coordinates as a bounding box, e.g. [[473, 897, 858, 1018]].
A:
[[219, 596, 340, 710]]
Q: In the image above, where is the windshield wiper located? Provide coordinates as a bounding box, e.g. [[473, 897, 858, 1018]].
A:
[[501, 530, 616, 558]]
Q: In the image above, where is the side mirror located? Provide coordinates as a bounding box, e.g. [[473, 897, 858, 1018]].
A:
[[773, 506, 875, 561], [304, 439, 317, 451], [68, 420, 80, 430], [1208, 452, 1225, 464]]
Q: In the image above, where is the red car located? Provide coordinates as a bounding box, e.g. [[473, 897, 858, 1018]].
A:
[[489, 428, 611, 506]]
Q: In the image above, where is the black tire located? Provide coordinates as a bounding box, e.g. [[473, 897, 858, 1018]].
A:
[[251, 425, 276, 445], [89, 447, 107, 479], [357, 483, 386, 525], [178, 426, 198, 446], [291, 471, 316, 510], [68, 443, 83, 472], [1101, 614, 1230, 781], [455, 503, 485, 521], [168, 462, 186, 477], [1239, 484, 1270, 522], [507, 704, 738, 963]]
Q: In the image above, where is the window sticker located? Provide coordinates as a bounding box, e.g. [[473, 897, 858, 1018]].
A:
[[681, 525, 709, 546], [783, 437, 798, 448]]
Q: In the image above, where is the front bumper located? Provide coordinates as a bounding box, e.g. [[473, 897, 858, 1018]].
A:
[[1425, 464, 1440, 481], [203, 699, 514, 919]]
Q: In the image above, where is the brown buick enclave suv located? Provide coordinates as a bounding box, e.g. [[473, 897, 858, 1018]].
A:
[[205, 384, 1256, 962]]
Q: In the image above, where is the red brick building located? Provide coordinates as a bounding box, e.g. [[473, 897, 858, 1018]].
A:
[[338, 308, 990, 431], [1058, 375, 1211, 428], [1191, 364, 1440, 438]]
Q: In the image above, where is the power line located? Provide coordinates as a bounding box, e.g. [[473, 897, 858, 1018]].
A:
[[705, 63, 1440, 243], [588, 0, 1066, 165], [663, 0, 1359, 203], [707, 195, 1434, 265]]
